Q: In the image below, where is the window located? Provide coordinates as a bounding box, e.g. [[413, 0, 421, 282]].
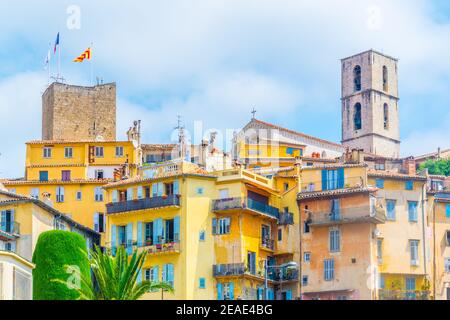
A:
[[39, 171, 48, 182], [383, 104, 389, 129], [408, 201, 418, 222], [145, 222, 153, 246], [43, 147, 52, 158], [212, 218, 231, 235], [13, 268, 32, 300], [322, 168, 344, 191], [95, 170, 104, 179], [330, 199, 340, 221], [94, 213, 105, 233], [64, 147, 73, 158], [382, 66, 388, 91], [199, 230, 206, 241], [196, 187, 204, 195], [199, 278, 206, 289], [247, 251, 256, 275], [445, 258, 450, 273], [354, 103, 362, 130], [145, 266, 159, 291], [277, 228, 282, 241], [304, 221, 310, 234], [379, 275, 385, 289], [304, 252, 311, 263], [118, 225, 127, 246], [284, 183, 289, 192], [137, 186, 143, 199], [162, 264, 174, 288], [95, 146, 104, 157], [94, 187, 104, 202], [406, 277, 416, 293], [302, 275, 308, 286], [115, 146, 124, 157], [219, 188, 229, 199], [56, 186, 65, 203], [386, 200, 396, 221], [375, 179, 384, 189], [30, 188, 39, 200], [61, 170, 71, 181], [377, 239, 383, 264], [375, 162, 385, 171], [76, 191, 82, 201], [405, 180, 414, 190], [54, 217, 66, 230], [354, 65, 361, 91], [329, 228, 340, 252], [410, 240, 419, 266], [324, 259, 334, 281], [165, 219, 174, 242], [446, 231, 450, 246]]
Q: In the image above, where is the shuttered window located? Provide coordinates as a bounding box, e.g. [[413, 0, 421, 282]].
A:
[[324, 259, 334, 281]]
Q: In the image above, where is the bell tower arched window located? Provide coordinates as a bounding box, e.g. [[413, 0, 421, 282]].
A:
[[383, 103, 389, 129], [383, 66, 388, 91], [354, 66, 361, 91], [354, 103, 362, 130]]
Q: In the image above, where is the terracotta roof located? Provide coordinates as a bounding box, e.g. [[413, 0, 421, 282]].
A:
[[429, 175, 447, 180], [26, 140, 132, 145], [249, 119, 343, 149], [301, 163, 367, 171], [414, 148, 450, 161], [2, 179, 112, 185], [368, 170, 427, 181], [297, 187, 377, 200]]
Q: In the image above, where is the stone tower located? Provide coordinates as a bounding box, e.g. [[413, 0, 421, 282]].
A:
[[42, 82, 116, 141], [341, 50, 400, 158]]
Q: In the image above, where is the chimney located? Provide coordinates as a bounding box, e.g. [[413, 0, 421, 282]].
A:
[[402, 157, 416, 175], [42, 192, 53, 207], [350, 149, 364, 163]]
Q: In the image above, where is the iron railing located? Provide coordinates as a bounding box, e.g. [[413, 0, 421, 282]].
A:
[[378, 289, 430, 300], [0, 221, 20, 236], [278, 212, 294, 225], [213, 263, 245, 277], [261, 238, 275, 250], [106, 194, 180, 214], [308, 206, 386, 226], [267, 269, 299, 282], [212, 197, 279, 219]]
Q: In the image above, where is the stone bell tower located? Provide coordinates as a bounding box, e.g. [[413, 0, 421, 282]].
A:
[[341, 50, 400, 158]]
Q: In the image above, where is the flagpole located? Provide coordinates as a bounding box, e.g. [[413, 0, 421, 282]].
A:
[[90, 42, 94, 86], [48, 43, 51, 86], [58, 41, 61, 82]]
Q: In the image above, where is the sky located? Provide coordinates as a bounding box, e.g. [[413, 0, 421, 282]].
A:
[[0, 0, 449, 178]]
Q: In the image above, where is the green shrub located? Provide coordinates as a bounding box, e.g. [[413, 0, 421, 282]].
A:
[[32, 230, 91, 300]]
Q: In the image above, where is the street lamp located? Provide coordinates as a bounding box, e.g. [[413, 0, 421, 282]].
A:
[[264, 260, 298, 300]]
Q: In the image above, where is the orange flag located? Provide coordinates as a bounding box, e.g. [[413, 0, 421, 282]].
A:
[[73, 47, 92, 63]]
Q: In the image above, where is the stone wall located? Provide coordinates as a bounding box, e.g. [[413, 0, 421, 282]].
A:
[[42, 82, 116, 141]]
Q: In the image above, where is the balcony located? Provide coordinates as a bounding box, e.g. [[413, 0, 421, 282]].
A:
[[308, 206, 386, 227], [261, 238, 275, 251], [106, 195, 180, 214], [212, 197, 279, 220], [111, 240, 180, 256], [0, 221, 20, 240], [213, 263, 245, 277], [278, 212, 294, 225], [268, 269, 299, 282], [378, 289, 430, 300]]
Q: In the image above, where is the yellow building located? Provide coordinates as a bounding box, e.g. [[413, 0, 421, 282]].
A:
[[368, 170, 430, 300], [3, 140, 139, 243], [0, 187, 99, 300], [429, 190, 450, 300]]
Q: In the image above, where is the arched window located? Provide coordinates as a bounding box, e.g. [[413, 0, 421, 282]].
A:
[[383, 66, 388, 91], [383, 103, 389, 129], [354, 103, 362, 130], [354, 65, 362, 91]]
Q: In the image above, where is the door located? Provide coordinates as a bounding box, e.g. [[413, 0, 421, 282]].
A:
[[247, 251, 256, 275]]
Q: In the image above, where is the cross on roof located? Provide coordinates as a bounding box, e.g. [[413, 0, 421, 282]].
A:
[[251, 107, 257, 119]]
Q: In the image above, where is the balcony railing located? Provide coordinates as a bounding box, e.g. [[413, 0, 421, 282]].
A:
[[378, 289, 430, 300], [213, 263, 245, 277], [278, 212, 294, 225], [308, 206, 386, 227], [261, 238, 275, 251], [110, 240, 180, 256], [212, 197, 280, 219], [0, 221, 20, 238], [268, 269, 299, 282], [106, 194, 180, 214]]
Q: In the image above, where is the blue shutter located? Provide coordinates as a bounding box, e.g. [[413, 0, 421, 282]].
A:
[[217, 283, 223, 300], [229, 282, 234, 300], [126, 223, 133, 255], [286, 290, 292, 300], [127, 188, 133, 200], [153, 265, 159, 282], [168, 264, 174, 288], [154, 218, 163, 244], [137, 269, 142, 284], [321, 170, 327, 191], [268, 288, 274, 300], [173, 180, 179, 195], [153, 220, 159, 244], [152, 184, 158, 197], [446, 204, 450, 218], [174, 216, 180, 242], [111, 224, 117, 256], [137, 186, 143, 199], [137, 222, 143, 247], [257, 287, 263, 300], [158, 183, 164, 196], [93, 213, 99, 232], [212, 218, 217, 235], [337, 168, 345, 189]]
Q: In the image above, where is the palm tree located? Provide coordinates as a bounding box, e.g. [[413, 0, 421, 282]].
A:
[[76, 245, 173, 300]]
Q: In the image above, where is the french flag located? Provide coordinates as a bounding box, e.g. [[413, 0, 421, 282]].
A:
[[53, 32, 60, 54]]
